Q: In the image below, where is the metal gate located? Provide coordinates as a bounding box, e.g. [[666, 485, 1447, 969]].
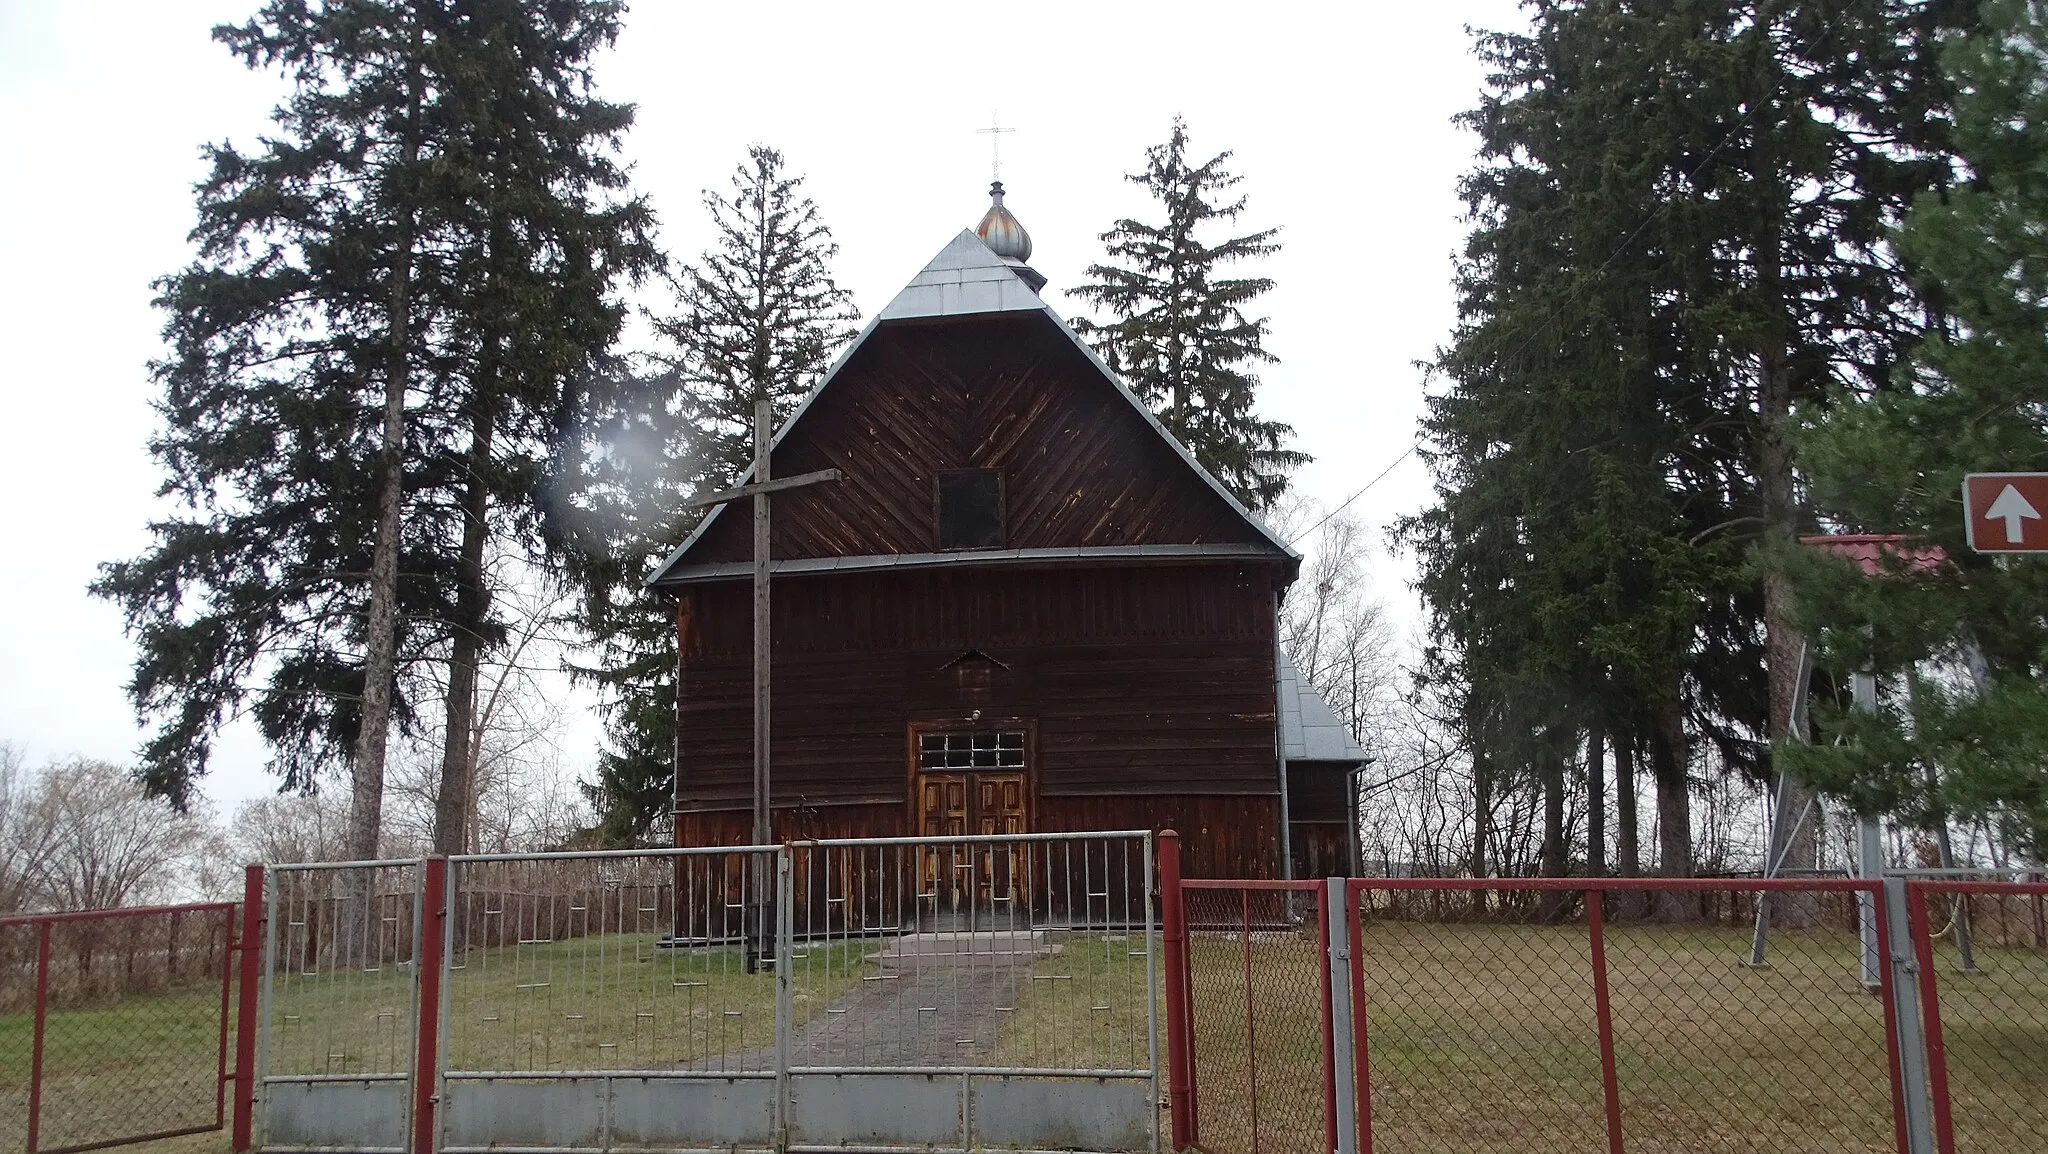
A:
[[241, 832, 1160, 1153], [1, 901, 238, 1154]]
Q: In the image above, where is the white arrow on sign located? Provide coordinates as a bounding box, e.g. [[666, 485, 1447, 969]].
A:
[[1985, 483, 2042, 544]]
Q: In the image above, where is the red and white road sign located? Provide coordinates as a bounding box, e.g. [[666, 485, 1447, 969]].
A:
[[1963, 472, 2048, 552]]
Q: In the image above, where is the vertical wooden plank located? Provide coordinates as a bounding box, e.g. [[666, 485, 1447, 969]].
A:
[[753, 396, 773, 848]]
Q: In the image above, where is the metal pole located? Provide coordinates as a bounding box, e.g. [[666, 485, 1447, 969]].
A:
[[1588, 890, 1624, 1154], [1317, 884, 1336, 1154], [1324, 877, 1359, 1154], [751, 396, 774, 972], [1882, 878, 1937, 1154], [1904, 883, 1957, 1154], [1854, 668, 1885, 990], [774, 847, 793, 1153]]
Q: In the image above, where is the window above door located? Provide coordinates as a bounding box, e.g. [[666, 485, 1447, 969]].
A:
[[918, 730, 1025, 770]]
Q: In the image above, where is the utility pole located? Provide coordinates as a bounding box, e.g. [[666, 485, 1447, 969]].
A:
[[685, 397, 840, 969]]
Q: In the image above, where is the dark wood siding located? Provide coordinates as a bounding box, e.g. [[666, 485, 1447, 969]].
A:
[[675, 563, 1283, 808], [682, 312, 1268, 565]]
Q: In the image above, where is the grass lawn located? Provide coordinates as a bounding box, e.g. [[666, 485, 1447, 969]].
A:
[[265, 932, 870, 1076], [0, 977, 233, 1154], [997, 929, 1158, 1072]]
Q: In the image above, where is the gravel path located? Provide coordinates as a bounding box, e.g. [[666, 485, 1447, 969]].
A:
[[786, 930, 1048, 1066]]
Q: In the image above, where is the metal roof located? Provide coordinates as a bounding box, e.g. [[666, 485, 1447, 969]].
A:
[[1277, 647, 1370, 765], [649, 229, 1298, 588]]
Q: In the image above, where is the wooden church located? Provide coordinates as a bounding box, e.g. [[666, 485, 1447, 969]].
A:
[[650, 187, 1367, 879]]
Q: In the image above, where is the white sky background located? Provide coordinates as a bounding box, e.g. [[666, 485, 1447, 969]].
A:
[[0, 0, 1525, 814]]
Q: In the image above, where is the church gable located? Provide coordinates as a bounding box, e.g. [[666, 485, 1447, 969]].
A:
[[653, 233, 1293, 581]]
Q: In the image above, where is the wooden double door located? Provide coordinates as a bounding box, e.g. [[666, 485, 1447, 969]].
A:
[[914, 729, 1030, 912]]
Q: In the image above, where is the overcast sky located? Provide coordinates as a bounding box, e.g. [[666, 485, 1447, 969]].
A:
[[0, 0, 1525, 812]]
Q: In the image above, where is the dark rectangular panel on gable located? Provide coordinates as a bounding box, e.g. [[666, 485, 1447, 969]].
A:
[[679, 311, 1271, 567], [936, 468, 1003, 549]]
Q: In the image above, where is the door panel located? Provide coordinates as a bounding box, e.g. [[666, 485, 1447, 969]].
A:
[[913, 731, 1031, 912]]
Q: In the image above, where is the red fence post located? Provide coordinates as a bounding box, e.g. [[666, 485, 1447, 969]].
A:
[[232, 864, 265, 1153], [1240, 888, 1261, 1154], [1587, 887, 1624, 1154], [27, 920, 51, 1154], [1160, 831, 1196, 1151], [412, 855, 449, 1154]]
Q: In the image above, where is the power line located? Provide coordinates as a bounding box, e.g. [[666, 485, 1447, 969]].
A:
[[1287, 440, 1417, 547]]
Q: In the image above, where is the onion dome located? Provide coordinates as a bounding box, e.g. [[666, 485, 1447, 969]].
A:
[[976, 181, 1033, 262]]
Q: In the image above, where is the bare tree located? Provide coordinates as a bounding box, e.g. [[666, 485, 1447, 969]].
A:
[[17, 759, 197, 911], [0, 742, 60, 914], [223, 792, 355, 867]]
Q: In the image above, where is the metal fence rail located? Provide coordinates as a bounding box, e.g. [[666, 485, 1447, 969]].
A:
[[0, 901, 238, 1154]]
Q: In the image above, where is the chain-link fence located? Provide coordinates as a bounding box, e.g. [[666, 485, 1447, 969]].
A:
[[1909, 879, 2048, 1154], [1162, 874, 2048, 1154], [0, 902, 237, 1154], [1175, 880, 1330, 1154], [1343, 880, 1899, 1154]]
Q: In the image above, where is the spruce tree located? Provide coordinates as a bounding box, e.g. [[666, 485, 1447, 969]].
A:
[[568, 146, 856, 843], [1073, 118, 1305, 510], [1784, 0, 2048, 855], [93, 0, 656, 865], [1410, 0, 1971, 887]]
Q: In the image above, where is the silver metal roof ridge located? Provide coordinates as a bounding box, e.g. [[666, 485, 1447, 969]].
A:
[[652, 543, 1282, 586]]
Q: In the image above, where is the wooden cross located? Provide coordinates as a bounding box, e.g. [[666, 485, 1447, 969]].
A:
[[977, 114, 1015, 182], [685, 397, 839, 964]]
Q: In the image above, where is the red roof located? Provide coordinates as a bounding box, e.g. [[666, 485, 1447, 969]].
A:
[[1798, 534, 1948, 577]]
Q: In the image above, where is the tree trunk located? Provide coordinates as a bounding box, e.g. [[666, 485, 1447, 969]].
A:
[[433, 405, 494, 856], [1649, 692, 1694, 921], [1751, 96, 1819, 924], [1616, 735, 1642, 918], [1536, 727, 1570, 922], [345, 39, 424, 869], [1586, 724, 1606, 878], [1471, 746, 1491, 915]]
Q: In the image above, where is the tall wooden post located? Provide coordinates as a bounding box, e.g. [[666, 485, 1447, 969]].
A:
[[753, 397, 772, 852], [749, 399, 774, 972], [677, 399, 841, 972]]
